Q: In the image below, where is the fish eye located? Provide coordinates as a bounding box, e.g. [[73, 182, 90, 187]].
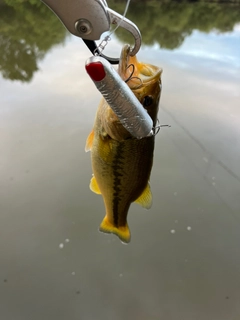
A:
[[143, 95, 153, 107]]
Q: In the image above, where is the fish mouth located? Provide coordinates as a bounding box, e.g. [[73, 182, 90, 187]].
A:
[[118, 44, 162, 89]]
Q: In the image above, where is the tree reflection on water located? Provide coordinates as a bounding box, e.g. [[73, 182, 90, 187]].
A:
[[110, 0, 240, 48], [0, 0, 67, 82], [0, 0, 239, 82]]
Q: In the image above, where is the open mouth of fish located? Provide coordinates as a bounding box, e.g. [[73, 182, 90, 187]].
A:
[[118, 44, 162, 90]]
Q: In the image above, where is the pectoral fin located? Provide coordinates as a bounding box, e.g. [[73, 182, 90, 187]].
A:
[[99, 216, 131, 244], [134, 182, 152, 209], [90, 175, 101, 194], [85, 130, 94, 152]]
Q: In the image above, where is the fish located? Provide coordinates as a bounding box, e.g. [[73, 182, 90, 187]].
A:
[[85, 44, 162, 243]]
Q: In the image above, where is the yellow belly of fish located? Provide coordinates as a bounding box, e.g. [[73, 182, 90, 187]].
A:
[[90, 132, 154, 243]]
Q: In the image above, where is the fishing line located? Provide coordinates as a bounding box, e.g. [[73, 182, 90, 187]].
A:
[[94, 0, 131, 55], [109, 0, 131, 35]]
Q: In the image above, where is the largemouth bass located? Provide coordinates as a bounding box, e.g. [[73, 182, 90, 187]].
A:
[[85, 44, 162, 243]]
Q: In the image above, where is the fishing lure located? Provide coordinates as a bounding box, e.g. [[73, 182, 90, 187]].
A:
[[85, 55, 154, 139]]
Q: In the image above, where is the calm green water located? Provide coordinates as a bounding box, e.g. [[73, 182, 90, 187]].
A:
[[0, 1, 240, 319]]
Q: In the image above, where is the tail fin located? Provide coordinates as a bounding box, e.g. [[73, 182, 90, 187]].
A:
[[99, 216, 131, 244]]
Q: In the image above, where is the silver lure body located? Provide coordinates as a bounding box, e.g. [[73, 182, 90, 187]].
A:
[[85, 56, 153, 139]]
